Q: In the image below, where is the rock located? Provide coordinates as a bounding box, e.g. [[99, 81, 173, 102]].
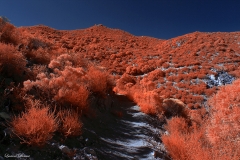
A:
[[73, 148, 98, 160], [154, 151, 171, 160], [0, 112, 11, 120], [154, 151, 162, 158], [205, 70, 235, 88], [59, 145, 71, 155], [163, 98, 189, 118], [4, 128, 14, 136], [84, 147, 97, 156]]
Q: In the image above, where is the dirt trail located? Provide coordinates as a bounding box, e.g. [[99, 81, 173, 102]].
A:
[[82, 95, 170, 160]]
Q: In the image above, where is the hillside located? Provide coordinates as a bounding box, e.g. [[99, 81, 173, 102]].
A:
[[0, 18, 239, 159], [18, 24, 240, 108], [20, 24, 240, 108]]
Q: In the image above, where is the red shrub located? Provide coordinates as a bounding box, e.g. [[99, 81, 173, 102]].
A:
[[25, 48, 50, 65], [140, 78, 156, 91], [56, 85, 89, 112], [11, 99, 58, 146], [133, 91, 164, 115], [57, 109, 82, 137], [0, 43, 27, 79], [125, 66, 141, 75], [116, 73, 136, 91], [162, 117, 192, 160], [140, 64, 154, 73], [87, 66, 109, 97], [0, 17, 20, 45], [162, 62, 170, 68], [204, 87, 217, 97]]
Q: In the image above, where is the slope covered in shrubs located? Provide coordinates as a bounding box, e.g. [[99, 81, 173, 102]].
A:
[[161, 79, 240, 160], [0, 18, 114, 152], [0, 17, 240, 159]]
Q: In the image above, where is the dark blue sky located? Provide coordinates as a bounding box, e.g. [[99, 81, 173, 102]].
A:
[[1, 0, 240, 39]]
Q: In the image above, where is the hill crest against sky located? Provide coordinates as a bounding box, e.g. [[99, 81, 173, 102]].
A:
[[1, 0, 240, 39]]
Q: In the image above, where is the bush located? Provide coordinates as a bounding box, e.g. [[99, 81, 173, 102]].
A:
[[146, 69, 166, 81], [57, 109, 82, 137], [0, 43, 27, 80], [87, 65, 109, 97], [133, 91, 163, 115], [11, 99, 58, 146], [55, 84, 89, 112], [25, 48, 50, 65], [116, 73, 136, 91], [162, 116, 213, 160], [27, 38, 49, 50], [0, 17, 20, 45], [24, 65, 90, 112]]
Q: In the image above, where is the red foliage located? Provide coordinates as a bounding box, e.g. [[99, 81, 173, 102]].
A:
[[57, 109, 82, 137], [162, 79, 240, 160], [56, 85, 89, 112], [87, 66, 110, 97], [116, 73, 136, 91], [0, 43, 27, 79], [133, 91, 163, 115], [206, 79, 240, 147], [24, 62, 90, 112], [11, 99, 58, 146], [0, 17, 20, 45], [25, 47, 50, 65], [23, 53, 115, 113]]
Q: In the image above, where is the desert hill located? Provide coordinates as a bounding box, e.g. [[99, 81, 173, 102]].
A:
[[0, 18, 240, 159]]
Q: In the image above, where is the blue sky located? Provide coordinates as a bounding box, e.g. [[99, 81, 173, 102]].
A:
[[0, 0, 240, 39]]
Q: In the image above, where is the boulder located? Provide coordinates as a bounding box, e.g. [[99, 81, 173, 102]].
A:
[[162, 98, 189, 118]]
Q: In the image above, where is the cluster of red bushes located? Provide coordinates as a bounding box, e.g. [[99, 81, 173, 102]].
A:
[[161, 79, 240, 160], [0, 18, 114, 146], [24, 53, 113, 112], [11, 97, 83, 146], [13, 53, 113, 146]]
